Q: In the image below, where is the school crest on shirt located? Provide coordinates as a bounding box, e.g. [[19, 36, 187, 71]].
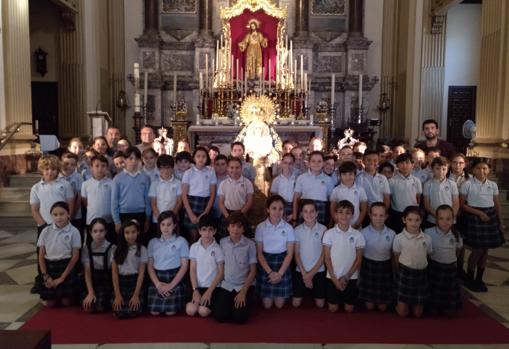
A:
[[281, 230, 286, 236], [449, 237, 455, 245], [240, 183, 244, 188], [321, 180, 325, 186], [385, 235, 391, 242], [59, 185, 65, 191], [205, 175, 209, 180], [171, 244, 176, 250], [422, 241, 427, 247], [64, 234, 70, 241], [354, 190, 358, 196], [211, 250, 216, 257], [445, 186, 450, 191], [104, 183, 110, 190], [349, 236, 355, 243], [314, 231, 320, 239]]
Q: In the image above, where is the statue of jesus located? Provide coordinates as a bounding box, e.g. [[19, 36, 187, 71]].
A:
[[238, 18, 268, 80]]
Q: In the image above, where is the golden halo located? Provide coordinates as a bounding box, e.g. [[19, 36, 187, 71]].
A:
[[239, 95, 276, 124], [246, 18, 261, 29]]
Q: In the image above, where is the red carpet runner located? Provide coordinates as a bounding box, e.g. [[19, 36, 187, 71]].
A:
[[21, 300, 509, 344]]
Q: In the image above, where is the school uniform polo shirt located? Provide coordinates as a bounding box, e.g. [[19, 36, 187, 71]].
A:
[[270, 173, 296, 203], [148, 176, 181, 223], [59, 171, 84, 219], [425, 227, 463, 264], [294, 222, 327, 272], [182, 166, 217, 197], [361, 225, 395, 261], [242, 161, 257, 182], [81, 240, 113, 269], [448, 173, 467, 189], [147, 235, 189, 270], [329, 183, 368, 225], [389, 172, 423, 212], [37, 223, 82, 260], [30, 178, 74, 224], [356, 171, 391, 204], [220, 235, 257, 291], [81, 177, 114, 224], [322, 225, 365, 280], [142, 167, 160, 183], [460, 178, 499, 208], [217, 175, 254, 211], [255, 219, 295, 254], [423, 178, 459, 223], [118, 245, 148, 275], [295, 170, 335, 201], [189, 238, 225, 288], [412, 167, 432, 184], [392, 229, 432, 270]]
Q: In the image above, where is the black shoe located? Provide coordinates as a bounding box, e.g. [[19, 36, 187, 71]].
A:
[[465, 278, 481, 292], [475, 280, 488, 292], [30, 283, 40, 294]]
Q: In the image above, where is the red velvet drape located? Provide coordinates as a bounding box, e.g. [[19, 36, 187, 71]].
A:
[[229, 10, 279, 81]]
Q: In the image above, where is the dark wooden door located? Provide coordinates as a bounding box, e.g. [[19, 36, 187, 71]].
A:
[[446, 86, 476, 155], [31, 82, 58, 136]]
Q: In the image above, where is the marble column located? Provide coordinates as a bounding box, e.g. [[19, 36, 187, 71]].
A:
[[199, 0, 213, 37], [144, 0, 159, 34], [473, 0, 509, 158], [0, 2, 6, 131], [1, 0, 34, 149], [295, 0, 309, 36], [349, 0, 364, 36]]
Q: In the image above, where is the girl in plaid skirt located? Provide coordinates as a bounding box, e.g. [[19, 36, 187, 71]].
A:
[[256, 195, 296, 309], [460, 159, 506, 292], [181, 147, 217, 243], [82, 218, 114, 312], [393, 206, 432, 318], [38, 201, 81, 307], [147, 211, 189, 316], [112, 220, 147, 318], [425, 205, 462, 315]]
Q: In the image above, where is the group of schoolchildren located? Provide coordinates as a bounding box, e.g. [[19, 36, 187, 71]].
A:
[[29, 130, 506, 323]]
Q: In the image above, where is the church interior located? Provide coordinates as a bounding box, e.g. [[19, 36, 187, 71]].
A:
[[1, 0, 509, 348]]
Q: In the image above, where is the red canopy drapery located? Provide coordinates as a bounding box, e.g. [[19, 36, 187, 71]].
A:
[[229, 9, 279, 81]]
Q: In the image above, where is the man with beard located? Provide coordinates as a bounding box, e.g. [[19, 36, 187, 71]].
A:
[[414, 119, 456, 160], [105, 127, 121, 156]]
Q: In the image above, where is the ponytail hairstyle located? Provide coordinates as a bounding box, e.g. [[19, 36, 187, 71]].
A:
[[114, 220, 141, 265]]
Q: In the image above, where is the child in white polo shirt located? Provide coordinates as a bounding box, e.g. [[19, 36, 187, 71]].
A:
[[271, 152, 297, 221], [59, 152, 84, 235], [38, 201, 81, 307], [330, 161, 368, 229], [149, 155, 182, 241], [256, 195, 296, 310], [182, 147, 217, 242], [388, 153, 423, 234], [356, 150, 391, 211], [292, 199, 327, 308], [293, 151, 335, 226], [186, 214, 224, 317], [218, 156, 254, 221], [393, 206, 432, 318], [423, 157, 459, 228], [323, 200, 365, 313]]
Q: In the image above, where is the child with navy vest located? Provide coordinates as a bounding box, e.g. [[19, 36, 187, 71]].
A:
[[111, 147, 151, 244]]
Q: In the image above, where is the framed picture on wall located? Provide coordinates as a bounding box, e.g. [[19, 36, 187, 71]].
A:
[[311, 0, 346, 16], [161, 0, 197, 14]]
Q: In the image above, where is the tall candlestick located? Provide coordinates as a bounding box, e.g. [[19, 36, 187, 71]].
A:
[[133, 62, 140, 80], [173, 73, 177, 106], [143, 71, 148, 106], [216, 40, 219, 66], [211, 58, 215, 91], [331, 74, 335, 106], [300, 55, 304, 92], [358, 74, 363, 109], [294, 59, 297, 89], [205, 54, 209, 89], [289, 40, 293, 72], [199, 72, 204, 91], [231, 55, 234, 86], [134, 93, 141, 112]]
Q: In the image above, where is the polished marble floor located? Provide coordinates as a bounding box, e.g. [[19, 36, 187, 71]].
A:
[[0, 217, 508, 348]]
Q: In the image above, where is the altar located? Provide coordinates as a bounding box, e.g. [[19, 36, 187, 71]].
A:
[[188, 124, 322, 153]]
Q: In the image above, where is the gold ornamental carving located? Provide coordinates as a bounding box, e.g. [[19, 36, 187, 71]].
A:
[[239, 95, 277, 124], [220, 0, 287, 20]]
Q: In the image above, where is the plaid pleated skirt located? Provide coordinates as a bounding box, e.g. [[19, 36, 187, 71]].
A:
[[147, 268, 186, 314], [81, 269, 112, 310], [40, 258, 79, 301], [115, 274, 144, 317], [395, 264, 429, 306], [428, 260, 461, 312], [358, 257, 394, 304], [183, 195, 210, 230], [465, 207, 504, 248], [257, 252, 292, 299]]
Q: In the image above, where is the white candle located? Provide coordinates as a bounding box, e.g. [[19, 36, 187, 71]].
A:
[[199, 72, 204, 91], [205, 54, 209, 88], [300, 55, 304, 92], [236, 59, 239, 89], [289, 40, 293, 72], [268, 58, 272, 87], [358, 74, 363, 109], [143, 71, 148, 106], [310, 114, 314, 125], [331, 74, 335, 106], [196, 113, 200, 125], [216, 40, 219, 67], [294, 59, 297, 89], [133, 62, 140, 80], [134, 93, 141, 112], [231, 55, 234, 85], [303, 73, 307, 93], [173, 73, 177, 106], [211, 58, 215, 91]]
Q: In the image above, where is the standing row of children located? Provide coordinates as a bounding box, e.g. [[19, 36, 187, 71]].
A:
[[30, 134, 505, 324]]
